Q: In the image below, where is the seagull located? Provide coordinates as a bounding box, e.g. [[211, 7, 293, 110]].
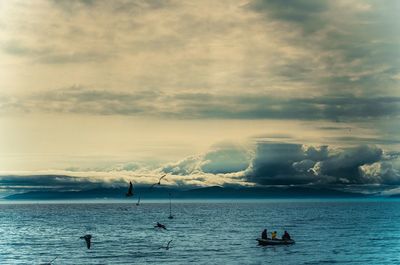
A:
[[159, 240, 173, 250], [154, 222, 167, 230], [80, 234, 92, 249], [126, 181, 134, 197], [149, 174, 167, 190], [40, 256, 58, 265]]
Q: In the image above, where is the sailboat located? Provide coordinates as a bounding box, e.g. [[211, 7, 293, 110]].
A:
[[168, 193, 174, 219], [136, 195, 141, 206]]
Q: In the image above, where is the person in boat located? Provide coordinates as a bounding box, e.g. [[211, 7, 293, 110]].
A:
[[271, 231, 277, 240], [282, 230, 291, 240], [261, 229, 268, 239]]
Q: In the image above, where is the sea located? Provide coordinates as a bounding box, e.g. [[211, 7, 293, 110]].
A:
[[0, 199, 399, 264]]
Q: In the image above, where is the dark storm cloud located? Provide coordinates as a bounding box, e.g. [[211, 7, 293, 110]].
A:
[[179, 95, 400, 121], [1, 142, 399, 193], [247, 142, 311, 185], [248, 0, 329, 33], [20, 86, 162, 115], [2, 1, 399, 120], [362, 162, 400, 185], [246, 142, 400, 186], [314, 145, 382, 183], [247, 142, 330, 185], [3, 87, 400, 120], [0, 174, 125, 192], [247, 0, 400, 97]]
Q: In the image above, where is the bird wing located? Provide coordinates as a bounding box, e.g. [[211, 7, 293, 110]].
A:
[[167, 240, 172, 247], [159, 174, 167, 182], [85, 237, 91, 249]]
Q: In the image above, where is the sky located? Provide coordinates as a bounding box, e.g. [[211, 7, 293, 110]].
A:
[[0, 0, 399, 195]]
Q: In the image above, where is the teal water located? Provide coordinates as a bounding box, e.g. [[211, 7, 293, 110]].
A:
[[0, 200, 399, 264]]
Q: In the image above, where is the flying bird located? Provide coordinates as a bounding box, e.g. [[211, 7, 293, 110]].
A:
[[80, 234, 92, 249], [126, 181, 134, 197], [149, 174, 167, 190], [154, 222, 167, 230], [160, 240, 173, 250]]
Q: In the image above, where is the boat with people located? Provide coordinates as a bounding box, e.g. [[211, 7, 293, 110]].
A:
[[256, 238, 295, 246], [257, 229, 294, 245]]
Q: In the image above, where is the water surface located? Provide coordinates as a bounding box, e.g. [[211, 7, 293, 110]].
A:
[[0, 200, 399, 264]]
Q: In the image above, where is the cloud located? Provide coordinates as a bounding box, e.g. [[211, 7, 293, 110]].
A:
[[248, 0, 329, 33], [161, 143, 252, 175], [246, 143, 329, 185], [36, 51, 112, 64], [360, 160, 400, 185], [1, 0, 398, 97], [2, 86, 400, 121], [1, 141, 399, 195], [327, 136, 400, 146], [50, 0, 170, 14], [0, 174, 126, 192], [381, 186, 400, 196], [245, 142, 399, 185], [247, 0, 400, 98], [1, 86, 161, 115], [0, 0, 399, 194], [161, 156, 200, 175], [200, 144, 251, 174], [312, 145, 383, 183]]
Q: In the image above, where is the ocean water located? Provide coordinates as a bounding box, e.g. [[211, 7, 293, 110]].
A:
[[0, 200, 399, 264]]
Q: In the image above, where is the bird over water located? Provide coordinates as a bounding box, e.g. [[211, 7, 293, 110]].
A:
[[149, 174, 167, 190], [80, 234, 92, 249], [160, 240, 173, 250]]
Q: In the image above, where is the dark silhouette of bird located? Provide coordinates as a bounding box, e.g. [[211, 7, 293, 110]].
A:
[[154, 222, 167, 230], [126, 181, 134, 197], [149, 174, 167, 190], [159, 240, 173, 250], [80, 234, 92, 249]]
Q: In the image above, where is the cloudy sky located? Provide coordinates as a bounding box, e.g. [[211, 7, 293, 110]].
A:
[[0, 0, 399, 195]]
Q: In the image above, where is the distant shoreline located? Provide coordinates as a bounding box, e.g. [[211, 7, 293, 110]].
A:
[[1, 197, 399, 205]]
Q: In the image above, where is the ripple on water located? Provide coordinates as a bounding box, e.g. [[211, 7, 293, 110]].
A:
[[0, 201, 399, 264]]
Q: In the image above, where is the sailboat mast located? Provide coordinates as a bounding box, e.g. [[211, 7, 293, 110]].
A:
[[169, 193, 172, 215], [168, 192, 173, 219]]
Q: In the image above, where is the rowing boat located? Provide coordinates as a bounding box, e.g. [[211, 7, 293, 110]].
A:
[[257, 238, 295, 245]]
